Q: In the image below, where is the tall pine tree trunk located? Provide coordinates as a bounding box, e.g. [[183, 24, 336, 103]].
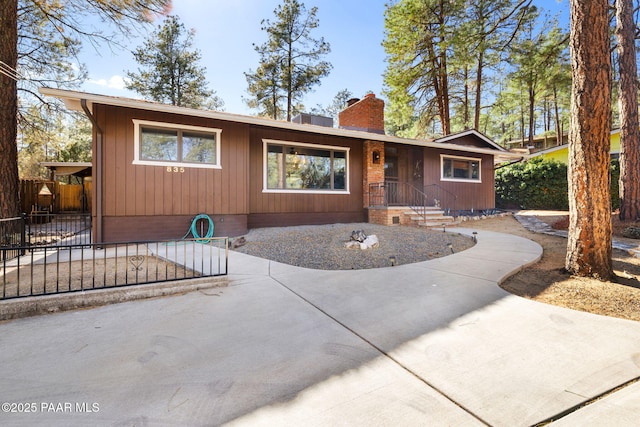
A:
[[616, 0, 640, 221], [440, 52, 451, 135], [527, 84, 535, 146], [566, 0, 612, 279], [0, 0, 20, 219], [463, 65, 469, 128], [474, 52, 483, 131], [553, 85, 562, 146]]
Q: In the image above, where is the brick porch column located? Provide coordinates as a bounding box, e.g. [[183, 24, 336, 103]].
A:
[[363, 140, 385, 208]]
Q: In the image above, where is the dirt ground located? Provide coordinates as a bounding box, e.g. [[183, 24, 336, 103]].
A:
[[470, 214, 640, 322], [1, 256, 197, 299]]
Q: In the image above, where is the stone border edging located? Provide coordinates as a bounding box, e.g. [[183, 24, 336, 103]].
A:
[[0, 277, 228, 321], [514, 214, 640, 257]]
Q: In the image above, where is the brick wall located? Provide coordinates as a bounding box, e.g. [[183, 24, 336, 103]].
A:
[[338, 93, 388, 213], [368, 207, 411, 226], [338, 93, 385, 134], [362, 140, 385, 208]]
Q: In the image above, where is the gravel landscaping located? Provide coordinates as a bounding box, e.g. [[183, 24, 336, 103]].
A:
[[231, 222, 475, 270]]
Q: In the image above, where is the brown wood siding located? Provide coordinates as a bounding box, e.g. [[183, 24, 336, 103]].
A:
[[95, 104, 250, 218], [103, 214, 248, 241], [91, 102, 499, 240], [248, 211, 364, 229], [445, 134, 489, 148], [248, 126, 364, 225], [423, 148, 495, 211]]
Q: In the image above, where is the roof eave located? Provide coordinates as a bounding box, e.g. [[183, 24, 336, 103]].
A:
[[39, 87, 519, 158]]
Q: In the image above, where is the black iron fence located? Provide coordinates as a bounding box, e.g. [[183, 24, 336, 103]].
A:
[[1, 238, 228, 300], [0, 217, 26, 262], [28, 212, 92, 248], [0, 213, 92, 263]]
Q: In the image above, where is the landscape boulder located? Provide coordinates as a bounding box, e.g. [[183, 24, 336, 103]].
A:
[[345, 231, 379, 250]]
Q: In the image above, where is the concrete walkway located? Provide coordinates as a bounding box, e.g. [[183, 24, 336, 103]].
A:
[[0, 228, 639, 426]]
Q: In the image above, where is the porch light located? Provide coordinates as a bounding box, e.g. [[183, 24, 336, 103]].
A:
[[372, 150, 380, 164]]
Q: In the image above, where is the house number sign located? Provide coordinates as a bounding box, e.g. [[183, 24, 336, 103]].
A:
[[166, 166, 185, 173]]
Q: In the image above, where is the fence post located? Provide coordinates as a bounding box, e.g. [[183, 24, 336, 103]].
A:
[[20, 213, 27, 256]]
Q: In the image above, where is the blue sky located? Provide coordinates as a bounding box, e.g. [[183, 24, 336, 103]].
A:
[[79, 0, 568, 117]]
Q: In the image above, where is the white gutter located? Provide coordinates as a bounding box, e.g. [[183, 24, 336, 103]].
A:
[[80, 98, 104, 244]]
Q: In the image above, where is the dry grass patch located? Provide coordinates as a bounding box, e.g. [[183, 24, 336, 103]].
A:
[[471, 215, 640, 322]]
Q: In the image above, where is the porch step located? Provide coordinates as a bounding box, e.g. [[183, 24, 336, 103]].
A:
[[400, 208, 459, 229], [418, 219, 460, 229]]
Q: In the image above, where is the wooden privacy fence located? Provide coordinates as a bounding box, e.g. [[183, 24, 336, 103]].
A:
[[20, 180, 92, 213]]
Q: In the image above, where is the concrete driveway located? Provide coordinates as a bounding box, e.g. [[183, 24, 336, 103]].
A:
[[0, 228, 638, 426]]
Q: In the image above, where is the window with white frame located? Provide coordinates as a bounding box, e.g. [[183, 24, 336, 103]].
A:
[[264, 140, 349, 192], [133, 119, 221, 169], [441, 155, 481, 182]]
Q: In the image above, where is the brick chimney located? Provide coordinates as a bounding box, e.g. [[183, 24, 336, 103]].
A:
[[338, 93, 385, 134]]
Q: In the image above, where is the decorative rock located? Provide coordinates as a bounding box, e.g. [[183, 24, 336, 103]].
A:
[[344, 241, 361, 250], [362, 234, 379, 249], [622, 226, 640, 239], [229, 236, 246, 249], [351, 230, 367, 242], [344, 234, 379, 250]]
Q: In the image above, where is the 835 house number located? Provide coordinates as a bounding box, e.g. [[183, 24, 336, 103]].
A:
[[167, 166, 185, 173]]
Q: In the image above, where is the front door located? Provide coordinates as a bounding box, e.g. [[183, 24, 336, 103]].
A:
[[409, 148, 424, 192]]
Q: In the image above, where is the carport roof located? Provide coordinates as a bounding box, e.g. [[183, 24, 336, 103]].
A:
[[40, 162, 92, 178]]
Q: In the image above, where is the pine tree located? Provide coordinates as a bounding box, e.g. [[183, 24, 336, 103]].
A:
[[458, 0, 534, 130], [309, 89, 353, 126], [383, 0, 460, 136], [245, 0, 331, 121], [126, 15, 223, 110], [0, 0, 171, 219], [0, 0, 19, 218], [566, 0, 613, 279], [615, 0, 640, 221], [507, 12, 569, 146]]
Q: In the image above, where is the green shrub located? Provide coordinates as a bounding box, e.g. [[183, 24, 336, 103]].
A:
[[495, 157, 568, 210], [496, 157, 621, 211], [610, 159, 620, 211]]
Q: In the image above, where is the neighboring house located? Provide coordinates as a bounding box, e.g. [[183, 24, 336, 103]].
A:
[[526, 129, 621, 164], [40, 88, 518, 243], [505, 131, 569, 153]]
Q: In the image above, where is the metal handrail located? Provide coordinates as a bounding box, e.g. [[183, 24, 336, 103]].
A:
[[423, 184, 458, 215], [369, 181, 453, 221], [368, 181, 459, 220], [424, 183, 457, 203]]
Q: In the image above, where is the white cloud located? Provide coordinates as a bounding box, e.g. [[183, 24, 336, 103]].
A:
[[88, 75, 127, 90]]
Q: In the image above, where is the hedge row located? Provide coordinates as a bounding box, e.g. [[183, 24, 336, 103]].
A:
[[495, 157, 620, 210]]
